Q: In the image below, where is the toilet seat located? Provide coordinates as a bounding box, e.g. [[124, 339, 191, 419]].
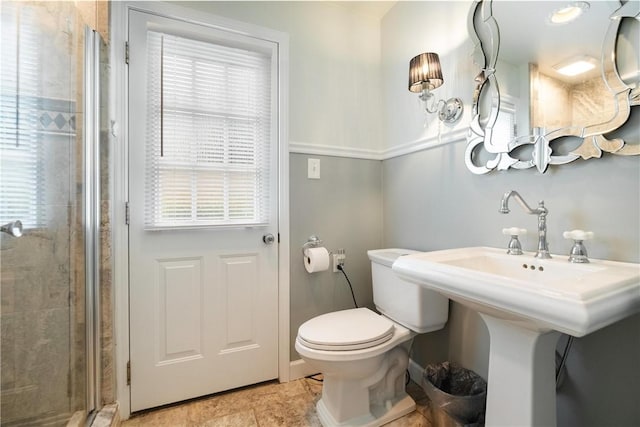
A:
[[297, 308, 394, 351]]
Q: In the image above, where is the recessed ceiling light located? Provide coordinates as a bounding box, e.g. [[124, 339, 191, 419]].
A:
[[553, 56, 598, 76], [549, 2, 590, 25]]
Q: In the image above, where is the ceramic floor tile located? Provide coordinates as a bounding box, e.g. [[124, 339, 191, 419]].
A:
[[385, 409, 431, 427], [275, 378, 310, 399], [300, 376, 323, 399], [124, 404, 190, 427], [413, 397, 434, 422], [198, 410, 257, 427], [122, 378, 433, 427], [184, 382, 280, 423], [254, 391, 321, 427]]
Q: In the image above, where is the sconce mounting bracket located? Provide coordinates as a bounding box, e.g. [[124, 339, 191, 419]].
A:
[[439, 97, 464, 123]]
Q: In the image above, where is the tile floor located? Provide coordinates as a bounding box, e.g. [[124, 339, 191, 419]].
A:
[[122, 377, 438, 427]]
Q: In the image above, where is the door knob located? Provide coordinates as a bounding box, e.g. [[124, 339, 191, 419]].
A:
[[263, 233, 275, 244]]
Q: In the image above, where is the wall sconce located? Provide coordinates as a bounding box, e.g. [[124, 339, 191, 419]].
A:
[[408, 52, 463, 124]]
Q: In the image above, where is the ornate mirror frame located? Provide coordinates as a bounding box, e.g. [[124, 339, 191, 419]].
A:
[[466, 0, 640, 174]]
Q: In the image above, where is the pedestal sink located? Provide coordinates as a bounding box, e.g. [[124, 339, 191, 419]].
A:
[[393, 247, 640, 427]]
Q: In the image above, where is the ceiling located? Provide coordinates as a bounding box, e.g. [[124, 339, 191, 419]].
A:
[[492, 1, 617, 81], [329, 1, 397, 20]]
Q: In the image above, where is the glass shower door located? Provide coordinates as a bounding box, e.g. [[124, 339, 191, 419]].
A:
[[0, 2, 103, 425]]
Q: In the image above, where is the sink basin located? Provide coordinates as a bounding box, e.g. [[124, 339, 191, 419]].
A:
[[393, 246, 640, 336], [393, 247, 640, 426]]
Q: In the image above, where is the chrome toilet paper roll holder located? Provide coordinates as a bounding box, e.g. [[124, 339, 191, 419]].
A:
[[302, 235, 324, 255]]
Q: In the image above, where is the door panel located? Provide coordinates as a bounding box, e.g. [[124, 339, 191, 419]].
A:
[[221, 254, 259, 346], [128, 9, 279, 412], [159, 257, 203, 362]]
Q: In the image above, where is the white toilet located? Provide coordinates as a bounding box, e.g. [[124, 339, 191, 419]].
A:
[[295, 249, 449, 427]]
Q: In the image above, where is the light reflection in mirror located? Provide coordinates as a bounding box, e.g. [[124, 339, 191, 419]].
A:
[[465, 0, 639, 174]]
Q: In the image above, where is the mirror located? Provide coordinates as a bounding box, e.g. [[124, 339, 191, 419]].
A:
[[466, 0, 640, 174]]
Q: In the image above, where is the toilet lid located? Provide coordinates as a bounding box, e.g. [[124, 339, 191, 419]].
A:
[[298, 308, 395, 351]]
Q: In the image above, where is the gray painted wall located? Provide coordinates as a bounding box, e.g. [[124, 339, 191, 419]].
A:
[[289, 154, 383, 360], [382, 136, 640, 426]]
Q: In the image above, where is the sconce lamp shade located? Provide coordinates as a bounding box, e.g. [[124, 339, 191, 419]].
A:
[[408, 52, 444, 92]]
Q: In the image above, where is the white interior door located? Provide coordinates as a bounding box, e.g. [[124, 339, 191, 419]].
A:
[[127, 9, 280, 412]]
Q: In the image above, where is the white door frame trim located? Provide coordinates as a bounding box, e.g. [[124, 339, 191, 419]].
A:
[[110, 2, 290, 418]]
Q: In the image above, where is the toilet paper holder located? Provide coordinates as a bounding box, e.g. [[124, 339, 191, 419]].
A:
[[301, 235, 324, 255]]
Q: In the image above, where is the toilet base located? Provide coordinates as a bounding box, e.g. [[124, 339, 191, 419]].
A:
[[316, 393, 416, 427]]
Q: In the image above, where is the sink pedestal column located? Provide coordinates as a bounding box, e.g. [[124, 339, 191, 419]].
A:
[[480, 314, 561, 427]]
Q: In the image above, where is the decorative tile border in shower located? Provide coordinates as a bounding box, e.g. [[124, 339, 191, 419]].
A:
[[2, 95, 76, 135], [35, 96, 76, 134]]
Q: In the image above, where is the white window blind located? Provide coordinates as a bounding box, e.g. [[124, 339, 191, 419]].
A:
[[145, 31, 272, 229], [0, 4, 45, 229]]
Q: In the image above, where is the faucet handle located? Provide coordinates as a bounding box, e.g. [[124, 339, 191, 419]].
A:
[[562, 230, 594, 241], [502, 227, 527, 255], [502, 227, 527, 237], [563, 230, 594, 263]]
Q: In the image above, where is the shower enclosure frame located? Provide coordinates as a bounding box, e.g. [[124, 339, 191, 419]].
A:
[[84, 25, 102, 418]]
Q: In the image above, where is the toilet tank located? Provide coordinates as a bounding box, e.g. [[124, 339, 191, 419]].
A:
[[368, 249, 448, 333]]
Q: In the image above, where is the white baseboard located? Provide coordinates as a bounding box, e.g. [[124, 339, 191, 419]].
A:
[[408, 358, 425, 385], [289, 359, 320, 381]]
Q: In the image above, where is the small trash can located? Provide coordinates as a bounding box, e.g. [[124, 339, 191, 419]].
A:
[[422, 362, 487, 427]]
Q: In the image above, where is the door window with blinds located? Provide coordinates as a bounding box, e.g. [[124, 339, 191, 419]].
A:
[[144, 30, 273, 229]]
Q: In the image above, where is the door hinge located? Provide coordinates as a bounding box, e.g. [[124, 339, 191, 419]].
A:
[[125, 201, 130, 225], [277, 233, 280, 243], [126, 361, 131, 386], [125, 41, 129, 65]]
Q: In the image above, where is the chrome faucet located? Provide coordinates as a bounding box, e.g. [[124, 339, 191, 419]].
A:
[[499, 191, 551, 259]]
